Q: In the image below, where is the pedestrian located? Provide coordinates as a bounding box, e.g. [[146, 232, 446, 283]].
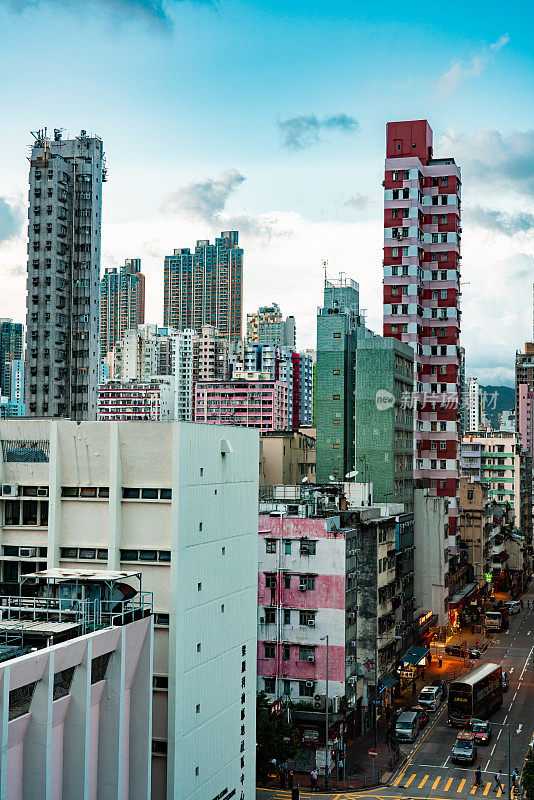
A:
[[439, 654, 443, 668], [512, 769, 519, 788], [310, 768, 318, 792], [520, 599, 524, 610], [280, 768, 286, 788], [338, 758, 344, 781], [288, 770, 294, 788], [474, 766, 481, 788], [493, 771, 504, 793]]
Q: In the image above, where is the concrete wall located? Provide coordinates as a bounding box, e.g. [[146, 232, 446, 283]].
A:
[[414, 489, 449, 626]]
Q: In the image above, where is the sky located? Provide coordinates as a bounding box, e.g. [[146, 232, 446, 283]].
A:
[[0, 0, 533, 385]]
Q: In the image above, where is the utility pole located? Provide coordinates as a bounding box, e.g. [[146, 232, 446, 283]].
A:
[[321, 634, 330, 789]]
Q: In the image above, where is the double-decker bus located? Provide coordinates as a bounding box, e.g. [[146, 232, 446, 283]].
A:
[[448, 663, 503, 726]]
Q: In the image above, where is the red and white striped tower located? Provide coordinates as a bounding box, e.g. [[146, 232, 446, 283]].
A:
[[383, 119, 461, 546]]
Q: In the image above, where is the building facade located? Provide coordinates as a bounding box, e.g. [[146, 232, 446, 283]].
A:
[[458, 477, 493, 586], [354, 335, 414, 511], [0, 318, 23, 398], [462, 430, 521, 524], [0, 572, 153, 800], [246, 303, 296, 348], [259, 430, 316, 486], [467, 377, 480, 432], [194, 379, 289, 432], [0, 360, 25, 418], [383, 119, 461, 540], [25, 129, 104, 420], [163, 231, 243, 342], [98, 378, 175, 421], [0, 420, 258, 800], [100, 258, 145, 362], [192, 325, 230, 383]]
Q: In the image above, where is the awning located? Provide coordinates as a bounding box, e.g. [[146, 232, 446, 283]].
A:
[[448, 581, 478, 609], [401, 645, 429, 666], [380, 675, 399, 688]]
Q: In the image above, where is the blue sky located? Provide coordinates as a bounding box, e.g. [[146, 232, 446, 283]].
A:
[[0, 0, 533, 384]]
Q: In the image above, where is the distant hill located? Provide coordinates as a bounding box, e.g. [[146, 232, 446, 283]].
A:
[[479, 385, 515, 429]]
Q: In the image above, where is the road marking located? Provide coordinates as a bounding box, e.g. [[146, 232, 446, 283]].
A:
[[443, 756, 451, 768], [503, 715, 508, 723], [432, 776, 441, 790], [485, 760, 491, 771], [392, 775, 402, 787], [458, 779, 466, 793], [405, 774, 416, 787], [513, 692, 518, 701], [419, 775, 429, 788], [445, 778, 454, 791], [483, 782, 491, 795], [491, 743, 497, 755], [497, 788, 503, 797], [471, 784, 478, 795], [527, 631, 531, 636], [510, 667, 514, 673], [517, 724, 523, 734], [520, 645, 534, 680]]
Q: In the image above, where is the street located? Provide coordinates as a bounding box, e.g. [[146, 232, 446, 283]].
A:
[[257, 587, 534, 800]]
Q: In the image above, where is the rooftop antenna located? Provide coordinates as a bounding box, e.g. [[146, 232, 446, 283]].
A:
[[322, 259, 328, 286], [53, 128, 64, 142]]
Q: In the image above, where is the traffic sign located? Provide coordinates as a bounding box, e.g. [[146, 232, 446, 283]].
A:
[[368, 748, 378, 759]]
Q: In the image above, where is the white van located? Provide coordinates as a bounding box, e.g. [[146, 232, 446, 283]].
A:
[[418, 685, 441, 711]]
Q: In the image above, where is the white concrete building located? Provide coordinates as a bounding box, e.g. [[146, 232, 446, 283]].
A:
[[0, 420, 258, 800], [0, 571, 153, 800], [468, 377, 480, 432], [414, 489, 449, 627]]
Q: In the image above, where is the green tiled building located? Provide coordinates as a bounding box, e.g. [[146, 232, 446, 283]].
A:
[[354, 335, 414, 511]]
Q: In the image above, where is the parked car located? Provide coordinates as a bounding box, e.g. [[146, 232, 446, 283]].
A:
[[395, 710, 420, 742], [445, 644, 481, 659], [412, 705, 430, 729], [471, 719, 492, 745], [418, 685, 442, 711], [431, 679, 448, 701], [452, 731, 478, 764], [506, 601, 521, 615], [502, 671, 509, 691]]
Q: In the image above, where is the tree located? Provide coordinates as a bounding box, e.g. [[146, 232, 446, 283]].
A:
[[522, 754, 534, 800], [256, 692, 299, 781]]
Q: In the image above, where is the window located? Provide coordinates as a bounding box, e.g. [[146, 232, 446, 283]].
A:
[[141, 488, 158, 499], [333, 370, 340, 376], [80, 487, 97, 498], [266, 539, 276, 553], [61, 487, 78, 498], [284, 540, 291, 554], [155, 613, 169, 626], [299, 681, 314, 697], [97, 549, 108, 560], [139, 550, 158, 561], [4, 501, 20, 526], [122, 488, 140, 499], [120, 549, 138, 561], [300, 575, 316, 590], [467, 489, 474, 500], [264, 678, 275, 693], [79, 548, 96, 559], [299, 610, 316, 626], [264, 644, 275, 659], [283, 644, 291, 660], [158, 551, 171, 562], [300, 539, 316, 555], [160, 489, 172, 500], [22, 500, 38, 526], [60, 547, 77, 559], [265, 608, 276, 624], [283, 609, 291, 625], [333, 332, 341, 339], [299, 646, 315, 661], [265, 573, 276, 589]]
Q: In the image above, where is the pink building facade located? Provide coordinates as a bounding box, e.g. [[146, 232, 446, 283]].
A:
[[194, 380, 289, 432], [518, 383, 534, 456], [257, 513, 356, 706]]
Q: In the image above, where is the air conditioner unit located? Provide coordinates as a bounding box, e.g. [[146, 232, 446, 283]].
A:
[[307, 619, 315, 627], [1, 484, 19, 498], [20, 548, 36, 558], [36, 488, 48, 497], [306, 681, 314, 688], [299, 584, 307, 592], [307, 655, 315, 663], [314, 693, 322, 702]]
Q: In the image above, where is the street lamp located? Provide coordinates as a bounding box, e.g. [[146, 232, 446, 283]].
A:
[[320, 634, 330, 789]]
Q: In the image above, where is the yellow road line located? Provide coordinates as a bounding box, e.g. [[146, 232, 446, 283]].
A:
[[497, 789, 503, 798], [405, 773, 416, 787], [458, 779, 466, 793], [392, 774, 402, 787], [471, 784, 477, 794], [419, 775, 430, 788], [483, 782, 491, 796], [445, 777, 454, 791], [432, 776, 442, 790]]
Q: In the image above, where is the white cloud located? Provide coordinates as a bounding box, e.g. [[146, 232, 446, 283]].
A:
[[435, 34, 509, 97]]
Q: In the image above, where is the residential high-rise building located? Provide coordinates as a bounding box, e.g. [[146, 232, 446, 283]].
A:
[[246, 303, 296, 348], [462, 429, 521, 523], [516, 343, 534, 421], [192, 325, 230, 383], [382, 119, 461, 541], [194, 376, 289, 432], [0, 419, 258, 800], [25, 128, 104, 421], [163, 231, 243, 341], [100, 258, 145, 362], [354, 334, 414, 512], [0, 318, 23, 397], [0, 359, 25, 418], [468, 377, 480, 432]]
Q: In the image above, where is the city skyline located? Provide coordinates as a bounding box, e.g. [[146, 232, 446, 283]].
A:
[[0, 2, 532, 385]]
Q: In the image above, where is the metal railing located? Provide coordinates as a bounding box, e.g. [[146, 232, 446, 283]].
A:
[[0, 591, 153, 635]]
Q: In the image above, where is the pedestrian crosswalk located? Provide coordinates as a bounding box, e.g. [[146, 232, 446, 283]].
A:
[[391, 771, 511, 796]]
